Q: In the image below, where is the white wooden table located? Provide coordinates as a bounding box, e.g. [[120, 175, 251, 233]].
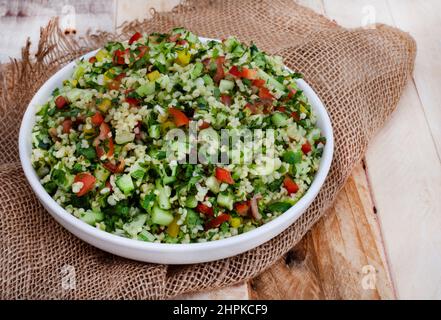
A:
[[2, 0, 440, 299]]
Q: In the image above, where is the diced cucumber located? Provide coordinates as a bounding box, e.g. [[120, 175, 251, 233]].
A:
[[185, 32, 198, 44], [157, 184, 171, 209], [140, 193, 155, 213], [185, 195, 198, 208], [123, 214, 147, 237], [191, 62, 204, 79], [79, 210, 104, 226], [163, 176, 176, 185], [206, 176, 220, 193], [186, 209, 203, 228], [73, 65, 85, 80], [223, 37, 241, 53], [152, 206, 174, 226], [171, 27, 186, 35], [135, 81, 155, 97], [219, 79, 234, 93], [202, 74, 214, 86], [282, 151, 302, 164], [148, 124, 161, 139], [267, 202, 292, 213], [217, 192, 234, 210], [257, 68, 285, 93], [94, 164, 111, 186], [232, 44, 245, 57], [51, 168, 74, 191], [116, 174, 135, 195], [138, 230, 155, 242], [271, 112, 288, 127], [130, 163, 146, 180]]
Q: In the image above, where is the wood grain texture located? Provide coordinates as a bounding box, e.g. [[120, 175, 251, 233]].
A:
[[387, 0, 441, 159], [323, 0, 441, 299], [0, 0, 116, 62], [248, 163, 394, 299]]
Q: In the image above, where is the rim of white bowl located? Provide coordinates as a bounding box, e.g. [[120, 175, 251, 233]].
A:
[[19, 37, 333, 258]]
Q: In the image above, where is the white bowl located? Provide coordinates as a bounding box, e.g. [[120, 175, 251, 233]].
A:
[[19, 38, 333, 264]]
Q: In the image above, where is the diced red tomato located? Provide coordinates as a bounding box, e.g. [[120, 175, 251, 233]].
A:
[[168, 107, 190, 127], [95, 137, 114, 159], [213, 56, 225, 83], [252, 79, 266, 88], [107, 72, 126, 90], [62, 119, 72, 134], [202, 58, 211, 68], [240, 67, 257, 80], [275, 106, 286, 113], [259, 87, 274, 100], [284, 176, 299, 195], [103, 159, 124, 173], [88, 56, 97, 63], [113, 48, 129, 65], [91, 112, 104, 126], [55, 96, 68, 109], [98, 122, 111, 140], [94, 122, 114, 159], [215, 167, 235, 185], [199, 121, 211, 130], [125, 97, 140, 106], [169, 33, 181, 42], [302, 142, 312, 154], [176, 39, 188, 46], [196, 203, 214, 216], [205, 213, 231, 230], [220, 94, 232, 106], [235, 201, 250, 216], [291, 111, 300, 122], [287, 88, 297, 99], [244, 103, 259, 114], [74, 172, 96, 197], [108, 81, 120, 90], [229, 66, 242, 77], [128, 32, 142, 45], [137, 45, 149, 59], [114, 72, 126, 82]]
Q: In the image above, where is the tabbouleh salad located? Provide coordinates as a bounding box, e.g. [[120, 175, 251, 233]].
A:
[[31, 28, 326, 243]]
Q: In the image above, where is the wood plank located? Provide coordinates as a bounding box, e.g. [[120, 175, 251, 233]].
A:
[[387, 0, 441, 160], [248, 163, 394, 299], [324, 0, 441, 299], [0, 0, 117, 63], [365, 83, 441, 299], [176, 283, 249, 300]]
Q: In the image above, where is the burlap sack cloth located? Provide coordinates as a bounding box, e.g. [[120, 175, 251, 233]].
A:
[[0, 0, 416, 299]]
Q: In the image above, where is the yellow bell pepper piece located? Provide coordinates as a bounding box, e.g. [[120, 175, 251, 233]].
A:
[[167, 217, 180, 238], [176, 50, 191, 66], [82, 125, 96, 139], [299, 104, 308, 115], [160, 121, 175, 130], [103, 69, 115, 84], [96, 49, 110, 62], [147, 70, 161, 81], [97, 98, 112, 113], [230, 217, 242, 228]]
